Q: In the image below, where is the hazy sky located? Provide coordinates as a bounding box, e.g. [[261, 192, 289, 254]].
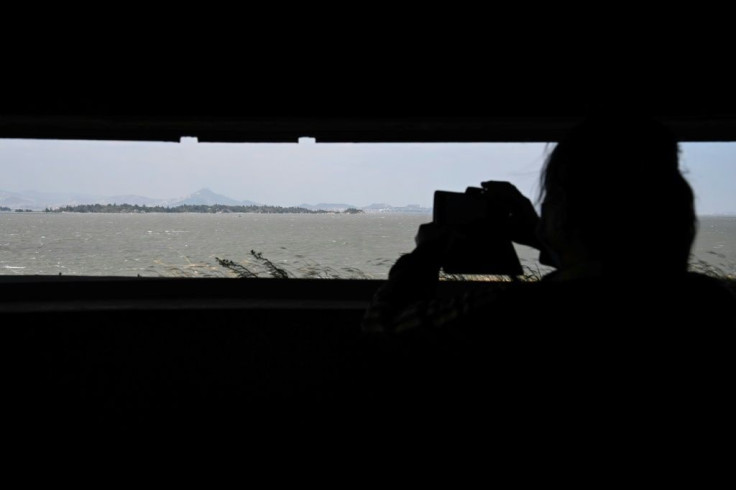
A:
[[0, 138, 734, 214]]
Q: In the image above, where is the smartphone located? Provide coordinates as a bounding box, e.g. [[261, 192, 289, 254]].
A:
[[433, 190, 488, 226], [433, 189, 523, 276]]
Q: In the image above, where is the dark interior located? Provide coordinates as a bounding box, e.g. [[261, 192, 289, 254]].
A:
[[3, 86, 735, 436]]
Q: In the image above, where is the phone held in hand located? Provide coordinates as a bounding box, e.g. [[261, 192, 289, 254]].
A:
[[433, 187, 523, 276]]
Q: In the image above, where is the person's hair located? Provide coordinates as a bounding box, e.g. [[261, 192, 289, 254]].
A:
[[539, 116, 696, 272]]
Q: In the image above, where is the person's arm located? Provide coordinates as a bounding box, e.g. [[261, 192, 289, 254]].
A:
[[361, 224, 445, 334], [361, 183, 544, 334], [361, 222, 508, 335]]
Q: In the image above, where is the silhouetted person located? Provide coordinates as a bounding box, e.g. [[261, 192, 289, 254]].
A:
[[355, 115, 735, 462]]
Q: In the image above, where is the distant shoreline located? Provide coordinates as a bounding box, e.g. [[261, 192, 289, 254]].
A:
[[0, 206, 730, 218], [41, 203, 366, 215]]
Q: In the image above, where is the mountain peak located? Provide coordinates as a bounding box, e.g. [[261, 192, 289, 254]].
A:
[[172, 189, 258, 206]]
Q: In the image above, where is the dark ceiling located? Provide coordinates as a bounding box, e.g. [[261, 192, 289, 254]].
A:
[[5, 26, 735, 143], [2, 81, 736, 143]]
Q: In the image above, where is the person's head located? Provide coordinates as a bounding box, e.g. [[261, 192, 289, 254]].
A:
[[538, 116, 696, 273]]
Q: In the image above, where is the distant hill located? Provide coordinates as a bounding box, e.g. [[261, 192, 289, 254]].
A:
[[0, 188, 256, 210], [1, 190, 112, 210], [170, 188, 259, 207], [0, 190, 37, 209], [361, 203, 432, 214], [100, 195, 169, 207], [362, 203, 393, 210], [299, 202, 432, 214], [299, 203, 359, 212], [0, 188, 431, 213]]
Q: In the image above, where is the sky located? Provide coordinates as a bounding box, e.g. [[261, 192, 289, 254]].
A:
[[0, 138, 734, 214]]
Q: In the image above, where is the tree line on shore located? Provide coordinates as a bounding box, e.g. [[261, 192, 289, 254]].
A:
[[43, 203, 364, 214]]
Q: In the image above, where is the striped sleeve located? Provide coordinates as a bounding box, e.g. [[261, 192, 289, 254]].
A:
[[361, 250, 501, 335]]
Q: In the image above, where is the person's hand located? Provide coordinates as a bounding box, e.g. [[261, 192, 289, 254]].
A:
[[480, 181, 542, 249], [413, 222, 460, 262]]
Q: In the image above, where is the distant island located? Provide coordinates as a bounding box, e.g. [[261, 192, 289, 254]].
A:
[[45, 203, 365, 214], [2, 188, 431, 214]]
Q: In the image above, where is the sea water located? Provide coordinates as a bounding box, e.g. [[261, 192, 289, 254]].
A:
[[1, 213, 734, 279]]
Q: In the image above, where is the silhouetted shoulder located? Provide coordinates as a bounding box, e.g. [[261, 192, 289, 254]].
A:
[[682, 271, 736, 301], [659, 272, 736, 324], [355, 274, 734, 443]]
